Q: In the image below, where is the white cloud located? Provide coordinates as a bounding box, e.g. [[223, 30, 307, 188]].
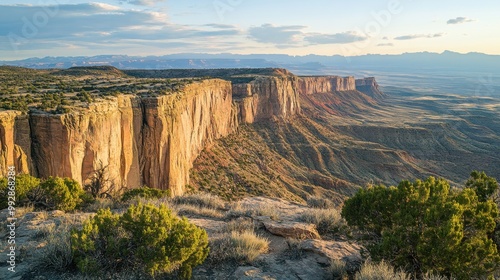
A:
[[394, 33, 444, 40], [0, 3, 241, 53], [447, 17, 475, 25], [248, 24, 305, 45], [121, 0, 166, 6], [305, 32, 367, 44], [247, 24, 367, 47]]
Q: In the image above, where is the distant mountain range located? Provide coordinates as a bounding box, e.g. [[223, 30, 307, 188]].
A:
[[2, 51, 500, 97], [2, 51, 499, 72]]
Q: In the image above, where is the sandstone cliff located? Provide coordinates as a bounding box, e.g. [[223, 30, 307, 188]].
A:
[[0, 111, 32, 176], [140, 80, 236, 195], [235, 76, 301, 123], [29, 96, 143, 191], [1, 79, 237, 195], [0, 71, 381, 195], [355, 77, 383, 99], [298, 76, 356, 95]]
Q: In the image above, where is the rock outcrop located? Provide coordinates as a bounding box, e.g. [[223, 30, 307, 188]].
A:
[[235, 75, 301, 123], [263, 220, 321, 239], [300, 239, 363, 266], [298, 76, 356, 95], [355, 77, 384, 99]]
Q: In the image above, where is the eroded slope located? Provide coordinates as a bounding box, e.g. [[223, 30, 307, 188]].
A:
[[191, 85, 500, 201]]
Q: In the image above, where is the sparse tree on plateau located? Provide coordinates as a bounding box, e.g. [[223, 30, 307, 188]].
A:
[[342, 173, 500, 279]]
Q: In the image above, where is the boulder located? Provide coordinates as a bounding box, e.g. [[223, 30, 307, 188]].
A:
[[300, 239, 363, 269], [263, 221, 320, 239]]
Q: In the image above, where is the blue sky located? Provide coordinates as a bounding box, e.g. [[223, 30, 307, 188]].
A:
[[0, 0, 499, 60]]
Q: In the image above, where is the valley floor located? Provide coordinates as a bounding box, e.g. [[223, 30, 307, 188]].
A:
[[190, 86, 500, 202]]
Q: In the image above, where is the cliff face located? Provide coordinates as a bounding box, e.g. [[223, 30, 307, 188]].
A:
[[1, 79, 237, 195], [0, 111, 32, 176], [0, 72, 381, 195], [355, 77, 384, 99], [140, 80, 236, 195], [235, 76, 301, 123], [298, 76, 356, 95], [29, 97, 143, 191]]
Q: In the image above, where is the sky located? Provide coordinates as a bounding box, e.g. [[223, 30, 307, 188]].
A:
[[1, 0, 499, 60]]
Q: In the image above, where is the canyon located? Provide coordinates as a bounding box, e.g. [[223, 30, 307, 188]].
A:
[[0, 68, 377, 196]]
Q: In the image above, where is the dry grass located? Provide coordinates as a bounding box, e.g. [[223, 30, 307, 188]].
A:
[[307, 196, 335, 209], [32, 223, 56, 239], [252, 204, 281, 221], [35, 228, 74, 272], [225, 201, 253, 219], [225, 201, 281, 220], [83, 198, 115, 212], [208, 230, 269, 265], [355, 261, 411, 280], [174, 204, 225, 218], [422, 273, 455, 280], [33, 218, 87, 273], [300, 208, 347, 235], [120, 196, 173, 210], [231, 230, 269, 262], [15, 205, 35, 217], [329, 259, 348, 280], [223, 217, 255, 233], [173, 192, 226, 210]]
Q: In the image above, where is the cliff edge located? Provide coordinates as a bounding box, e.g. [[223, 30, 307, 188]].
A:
[[0, 68, 382, 195]]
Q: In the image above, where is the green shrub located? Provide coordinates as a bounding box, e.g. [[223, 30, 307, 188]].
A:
[[28, 177, 83, 211], [120, 186, 170, 202], [466, 170, 498, 202], [342, 175, 500, 279], [78, 192, 96, 209], [71, 203, 209, 279], [0, 174, 40, 209], [71, 208, 123, 273]]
